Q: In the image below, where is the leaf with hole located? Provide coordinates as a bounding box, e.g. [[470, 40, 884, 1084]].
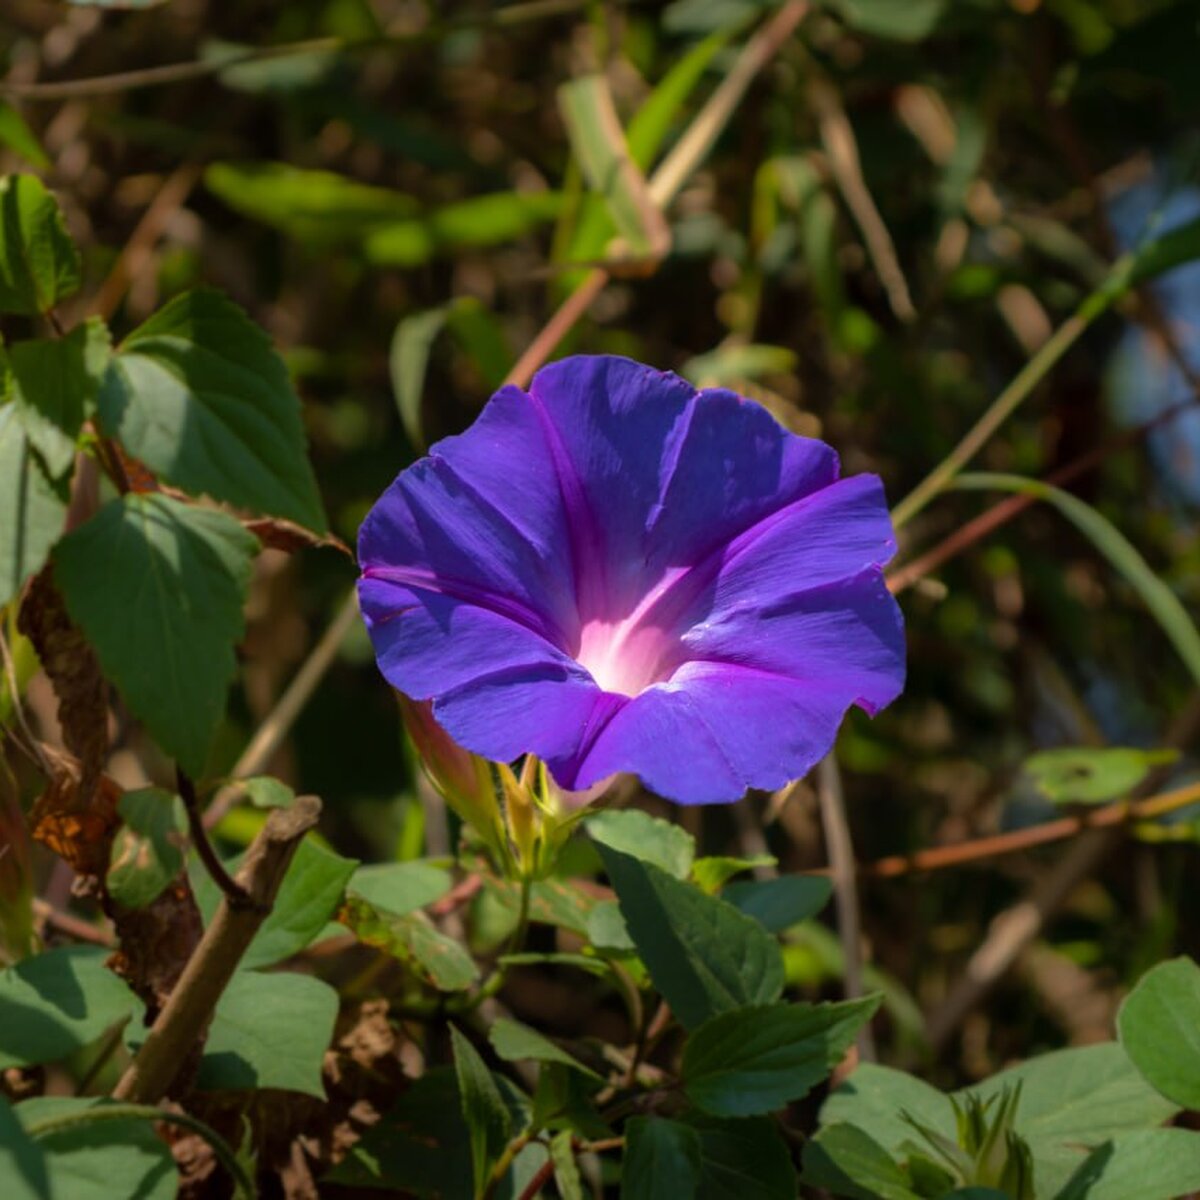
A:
[[106, 787, 186, 910], [1023, 746, 1178, 806]]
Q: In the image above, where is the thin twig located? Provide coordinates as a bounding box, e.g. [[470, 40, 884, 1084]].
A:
[[505, 1, 808, 389], [810, 75, 916, 323], [891, 311, 1092, 528], [112, 796, 321, 1103], [89, 163, 202, 322], [32, 897, 114, 946], [863, 778, 1200, 878], [887, 383, 1200, 593], [177, 767, 249, 906], [817, 753, 875, 1060], [202, 588, 359, 829]]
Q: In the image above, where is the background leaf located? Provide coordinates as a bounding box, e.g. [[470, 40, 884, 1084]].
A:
[[54, 493, 258, 776], [598, 844, 783, 1029], [0, 404, 66, 606], [1118, 956, 1200, 1109], [0, 947, 138, 1070], [682, 997, 882, 1117], [16, 1098, 174, 1200], [622, 1117, 702, 1200], [191, 970, 338, 1096], [98, 288, 326, 531], [587, 808, 695, 878], [0, 175, 80, 316], [451, 1024, 511, 1198]]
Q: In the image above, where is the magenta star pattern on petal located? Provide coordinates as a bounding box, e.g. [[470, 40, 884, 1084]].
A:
[[358, 355, 905, 804]]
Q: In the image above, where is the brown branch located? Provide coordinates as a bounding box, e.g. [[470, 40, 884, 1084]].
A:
[[112, 795, 321, 1104], [817, 754, 874, 1060], [89, 163, 202, 323], [888, 385, 1200, 595], [176, 767, 248, 906], [864, 778, 1200, 879]]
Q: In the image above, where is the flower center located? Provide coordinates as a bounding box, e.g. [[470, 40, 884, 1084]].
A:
[[575, 616, 680, 698]]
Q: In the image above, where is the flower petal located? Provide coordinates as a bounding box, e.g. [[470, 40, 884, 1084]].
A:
[[575, 660, 871, 803], [682, 570, 906, 714], [645, 387, 838, 575], [527, 355, 695, 616]]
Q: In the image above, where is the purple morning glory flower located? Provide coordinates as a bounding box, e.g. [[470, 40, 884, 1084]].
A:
[[358, 355, 904, 804]]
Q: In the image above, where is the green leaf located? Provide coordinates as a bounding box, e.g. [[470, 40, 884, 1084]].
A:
[[561, 28, 729, 278], [0, 105, 48, 169], [551, 1128, 584, 1200], [956, 474, 1200, 689], [485, 876, 598, 936], [587, 809, 695, 878], [235, 775, 296, 809], [684, 1113, 798, 1200], [971, 1044, 1180, 1197], [16, 1098, 174, 1200], [0, 175, 81, 316], [328, 1067, 475, 1197], [1024, 746, 1179, 806], [1053, 1128, 1200, 1200], [388, 297, 511, 453], [586, 898, 637, 953], [205, 160, 419, 242], [1118, 956, 1200, 1109], [558, 74, 668, 259], [363, 191, 563, 266], [340, 893, 479, 991], [53, 493, 258, 776], [0, 946, 138, 1069], [820, 1062, 960, 1155], [828, 0, 946, 41], [622, 1117, 702, 1200], [0, 404, 66, 607], [98, 288, 326, 531], [106, 787, 186, 910], [722, 873, 833, 932], [192, 970, 338, 1096], [802, 1123, 921, 1200], [488, 1018, 601, 1082], [348, 860, 453, 915], [690, 855, 776, 893], [0, 1096, 50, 1200], [681, 344, 797, 388], [682, 996, 881, 1117], [598, 845, 784, 1030], [451, 1024, 511, 1199], [6, 319, 110, 477], [194, 836, 359, 968]]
